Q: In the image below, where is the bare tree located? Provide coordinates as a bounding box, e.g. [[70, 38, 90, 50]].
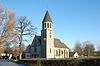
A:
[[0, 46, 4, 56], [0, 4, 4, 25], [0, 4, 5, 45], [96, 46, 100, 56], [13, 49, 19, 60], [83, 41, 95, 57], [0, 4, 17, 55], [97, 46, 100, 51], [17, 16, 36, 59], [74, 41, 83, 56]]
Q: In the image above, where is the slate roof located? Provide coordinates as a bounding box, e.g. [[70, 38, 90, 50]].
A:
[[69, 52, 79, 57], [69, 52, 76, 57], [31, 35, 69, 49], [42, 11, 52, 22], [54, 38, 69, 48], [31, 35, 41, 46], [35, 35, 41, 44]]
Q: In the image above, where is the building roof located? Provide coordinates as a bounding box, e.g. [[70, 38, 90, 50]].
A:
[[69, 52, 76, 57], [54, 38, 69, 48], [42, 11, 52, 22], [31, 36, 69, 49], [69, 52, 79, 57], [31, 35, 41, 46], [35, 35, 41, 43]]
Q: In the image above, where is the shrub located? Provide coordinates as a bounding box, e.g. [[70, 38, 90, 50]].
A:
[[19, 58, 100, 66]]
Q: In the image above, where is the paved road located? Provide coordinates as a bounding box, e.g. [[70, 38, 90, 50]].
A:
[[0, 60, 25, 66]]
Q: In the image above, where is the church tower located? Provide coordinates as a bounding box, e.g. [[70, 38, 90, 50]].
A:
[[41, 11, 54, 58]]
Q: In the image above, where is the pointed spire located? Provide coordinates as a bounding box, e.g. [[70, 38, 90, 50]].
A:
[[42, 10, 52, 22]]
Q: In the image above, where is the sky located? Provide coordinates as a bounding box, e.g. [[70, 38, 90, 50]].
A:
[[1, 0, 100, 50]]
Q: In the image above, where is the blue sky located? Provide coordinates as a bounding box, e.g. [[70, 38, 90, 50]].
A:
[[1, 0, 100, 50]]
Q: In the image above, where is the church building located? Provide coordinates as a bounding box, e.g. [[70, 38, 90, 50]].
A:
[[26, 11, 69, 59]]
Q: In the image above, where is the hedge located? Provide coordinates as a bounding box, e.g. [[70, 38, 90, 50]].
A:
[[19, 58, 100, 66]]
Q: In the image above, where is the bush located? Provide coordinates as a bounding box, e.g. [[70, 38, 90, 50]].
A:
[[0, 56, 2, 59], [19, 58, 100, 66]]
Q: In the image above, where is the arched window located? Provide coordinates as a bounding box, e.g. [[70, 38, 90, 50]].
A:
[[50, 35, 51, 38], [50, 48, 51, 53], [64, 50, 66, 58], [56, 50, 58, 56], [45, 23, 46, 28], [47, 23, 49, 28], [59, 49, 60, 56], [50, 23, 51, 28], [62, 51, 63, 55]]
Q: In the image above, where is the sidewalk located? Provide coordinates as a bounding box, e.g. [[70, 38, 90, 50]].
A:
[[0, 60, 25, 66]]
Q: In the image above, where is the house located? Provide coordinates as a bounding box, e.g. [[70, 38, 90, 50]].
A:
[[69, 52, 79, 58], [23, 53, 31, 59], [0, 53, 12, 59], [26, 11, 69, 59]]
